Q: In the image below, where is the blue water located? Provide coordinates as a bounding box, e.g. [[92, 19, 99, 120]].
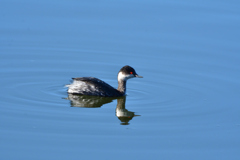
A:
[[1, 0, 240, 159]]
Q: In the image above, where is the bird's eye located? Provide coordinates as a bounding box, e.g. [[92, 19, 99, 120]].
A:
[[130, 72, 133, 74]]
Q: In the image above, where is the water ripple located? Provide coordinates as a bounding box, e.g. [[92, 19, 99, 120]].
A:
[[1, 49, 239, 121]]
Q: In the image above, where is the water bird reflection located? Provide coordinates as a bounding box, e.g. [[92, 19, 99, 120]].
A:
[[66, 94, 140, 125], [115, 96, 140, 125]]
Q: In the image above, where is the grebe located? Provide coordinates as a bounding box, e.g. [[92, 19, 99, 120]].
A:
[[66, 65, 143, 97]]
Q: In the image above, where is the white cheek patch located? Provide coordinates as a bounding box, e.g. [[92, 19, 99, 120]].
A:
[[118, 72, 125, 81], [118, 72, 134, 81]]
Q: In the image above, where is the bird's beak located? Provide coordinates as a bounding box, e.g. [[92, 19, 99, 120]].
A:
[[135, 74, 143, 78]]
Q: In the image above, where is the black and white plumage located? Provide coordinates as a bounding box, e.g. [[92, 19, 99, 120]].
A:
[[65, 65, 143, 97]]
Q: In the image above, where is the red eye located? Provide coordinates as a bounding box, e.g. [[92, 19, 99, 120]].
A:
[[130, 72, 133, 74]]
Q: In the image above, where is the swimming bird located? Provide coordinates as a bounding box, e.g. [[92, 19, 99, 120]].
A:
[[66, 65, 143, 97]]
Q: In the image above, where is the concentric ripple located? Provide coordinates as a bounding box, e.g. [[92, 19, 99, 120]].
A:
[[1, 72, 65, 108], [1, 47, 239, 122]]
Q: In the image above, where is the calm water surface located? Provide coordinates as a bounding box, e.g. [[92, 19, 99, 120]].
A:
[[1, 0, 240, 159]]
